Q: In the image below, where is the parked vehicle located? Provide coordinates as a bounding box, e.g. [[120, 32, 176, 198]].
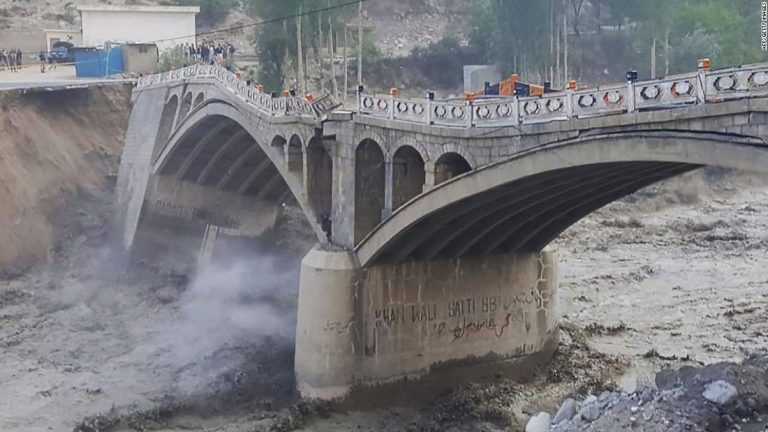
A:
[[50, 42, 75, 63]]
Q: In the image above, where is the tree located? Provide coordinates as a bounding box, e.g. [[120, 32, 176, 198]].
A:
[[468, 0, 553, 79], [247, 0, 355, 93], [176, 0, 237, 26]]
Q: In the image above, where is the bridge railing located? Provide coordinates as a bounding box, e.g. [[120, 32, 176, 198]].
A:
[[136, 65, 339, 119], [356, 61, 768, 128]]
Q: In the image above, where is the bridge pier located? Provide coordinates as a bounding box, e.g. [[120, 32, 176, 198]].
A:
[[294, 247, 560, 400]]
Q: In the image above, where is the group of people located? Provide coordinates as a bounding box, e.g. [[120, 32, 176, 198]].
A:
[[0, 49, 23, 72], [180, 42, 236, 67]]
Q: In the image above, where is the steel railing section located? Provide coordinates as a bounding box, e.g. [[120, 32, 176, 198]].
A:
[[136, 65, 337, 119], [356, 62, 768, 128]]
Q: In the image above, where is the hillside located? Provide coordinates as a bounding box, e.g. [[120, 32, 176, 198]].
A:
[[0, 0, 463, 57], [0, 86, 131, 272]]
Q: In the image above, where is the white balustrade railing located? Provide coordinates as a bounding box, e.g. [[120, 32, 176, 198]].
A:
[[136, 65, 337, 119], [356, 61, 768, 128], [136, 62, 768, 128]]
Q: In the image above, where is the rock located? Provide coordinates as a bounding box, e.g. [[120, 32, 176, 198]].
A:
[[525, 412, 551, 432], [692, 221, 714, 232], [703, 380, 738, 405], [584, 395, 598, 404], [579, 403, 602, 423], [619, 372, 638, 394], [552, 398, 578, 425]]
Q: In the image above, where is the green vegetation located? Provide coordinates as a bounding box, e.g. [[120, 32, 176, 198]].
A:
[[246, 0, 356, 92], [172, 0, 768, 91], [158, 46, 194, 72], [175, 0, 239, 26], [467, 0, 768, 83]]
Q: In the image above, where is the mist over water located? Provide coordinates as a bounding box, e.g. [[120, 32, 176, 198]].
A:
[[152, 250, 301, 396]]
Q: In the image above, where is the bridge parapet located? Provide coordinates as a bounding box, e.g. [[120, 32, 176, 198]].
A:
[[358, 62, 768, 128], [136, 65, 339, 119]]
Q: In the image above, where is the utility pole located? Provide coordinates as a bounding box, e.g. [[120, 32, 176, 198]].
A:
[[549, 0, 554, 83], [563, 1, 568, 85], [296, 4, 304, 94], [329, 12, 339, 99], [555, 7, 560, 88], [357, 0, 363, 88], [651, 37, 657, 79], [664, 27, 670, 76], [319, 11, 326, 93], [343, 26, 349, 103]]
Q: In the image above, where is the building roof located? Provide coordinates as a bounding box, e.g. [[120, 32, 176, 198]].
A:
[[76, 5, 200, 14], [43, 28, 81, 34]]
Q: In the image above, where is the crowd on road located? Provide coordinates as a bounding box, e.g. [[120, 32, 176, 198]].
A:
[[0, 49, 23, 72], [181, 42, 236, 67]]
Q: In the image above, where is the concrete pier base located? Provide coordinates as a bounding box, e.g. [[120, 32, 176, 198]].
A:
[[294, 247, 560, 400]]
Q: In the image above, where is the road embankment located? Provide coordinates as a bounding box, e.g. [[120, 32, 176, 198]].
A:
[[0, 85, 132, 272]]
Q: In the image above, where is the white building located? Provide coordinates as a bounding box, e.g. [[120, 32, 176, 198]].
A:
[[77, 5, 199, 52], [44, 29, 83, 53]]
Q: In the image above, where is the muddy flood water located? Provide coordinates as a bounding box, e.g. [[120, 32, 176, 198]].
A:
[[0, 170, 767, 431]]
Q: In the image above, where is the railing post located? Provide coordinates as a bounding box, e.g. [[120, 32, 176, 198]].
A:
[[426, 91, 434, 125], [467, 100, 474, 128], [357, 85, 364, 113], [565, 89, 574, 119], [696, 70, 707, 104], [389, 95, 395, 120], [696, 58, 710, 104], [626, 80, 636, 113]]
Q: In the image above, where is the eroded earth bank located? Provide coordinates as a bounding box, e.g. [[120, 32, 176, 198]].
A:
[[1, 88, 768, 431]]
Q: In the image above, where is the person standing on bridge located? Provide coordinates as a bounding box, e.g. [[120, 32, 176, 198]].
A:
[[16, 49, 22, 70], [8, 49, 16, 72], [39, 51, 46, 73]]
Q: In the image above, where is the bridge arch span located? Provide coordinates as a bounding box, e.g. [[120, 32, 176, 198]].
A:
[[356, 130, 768, 266], [391, 136, 430, 165], [392, 145, 426, 210], [152, 94, 179, 160], [176, 92, 193, 126], [193, 92, 205, 108], [150, 99, 328, 243], [434, 151, 472, 185], [355, 138, 386, 243], [287, 134, 304, 174]]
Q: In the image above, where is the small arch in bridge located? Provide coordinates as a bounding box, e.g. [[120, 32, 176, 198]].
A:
[[434, 152, 472, 185], [271, 135, 287, 159], [392, 145, 425, 210], [152, 94, 179, 160], [193, 93, 205, 107], [355, 139, 386, 243], [288, 135, 304, 174], [176, 92, 193, 126], [307, 136, 333, 237]]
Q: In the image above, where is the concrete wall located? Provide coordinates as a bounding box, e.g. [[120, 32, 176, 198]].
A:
[[463, 65, 501, 93], [115, 86, 168, 251], [80, 6, 197, 51], [122, 45, 159, 75], [295, 247, 559, 399], [145, 175, 279, 237], [360, 249, 558, 380]]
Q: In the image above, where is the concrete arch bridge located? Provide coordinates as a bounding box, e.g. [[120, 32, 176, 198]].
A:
[[116, 63, 768, 399]]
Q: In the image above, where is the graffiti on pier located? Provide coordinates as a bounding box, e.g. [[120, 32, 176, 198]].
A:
[[373, 302, 438, 328], [450, 312, 514, 341], [368, 284, 552, 343]]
